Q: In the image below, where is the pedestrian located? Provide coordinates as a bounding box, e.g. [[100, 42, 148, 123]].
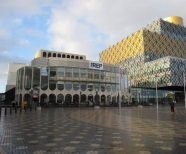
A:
[[12, 101, 15, 108], [170, 102, 175, 112]]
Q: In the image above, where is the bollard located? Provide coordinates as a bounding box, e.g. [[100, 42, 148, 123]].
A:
[[10, 107, 12, 114], [15, 106, 17, 113], [5, 106, 7, 115], [24, 106, 26, 112]]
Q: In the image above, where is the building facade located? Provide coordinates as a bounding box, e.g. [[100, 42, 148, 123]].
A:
[[6, 62, 27, 91], [100, 16, 186, 104], [16, 49, 120, 107]]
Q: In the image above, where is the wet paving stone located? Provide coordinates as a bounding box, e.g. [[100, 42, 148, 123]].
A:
[[0, 106, 186, 153]]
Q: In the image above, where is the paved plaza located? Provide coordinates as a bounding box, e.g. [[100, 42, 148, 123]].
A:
[[0, 105, 186, 154]]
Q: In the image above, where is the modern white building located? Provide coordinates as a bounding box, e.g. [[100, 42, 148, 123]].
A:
[[15, 49, 120, 107]]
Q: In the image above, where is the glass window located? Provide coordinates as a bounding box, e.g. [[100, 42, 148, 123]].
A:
[[33, 67, 40, 89], [100, 71, 105, 81], [24, 67, 32, 90], [16, 69, 20, 90], [53, 53, 56, 57], [65, 68, 72, 78], [48, 52, 51, 57], [116, 84, 119, 91], [94, 83, 100, 91], [111, 72, 115, 82], [80, 82, 86, 91], [73, 68, 79, 79], [116, 73, 119, 83], [112, 84, 116, 92], [94, 70, 100, 80], [20, 68, 24, 90], [80, 69, 87, 80], [73, 82, 79, 91], [106, 84, 111, 92], [107, 95, 111, 103], [40, 94, 47, 104], [57, 94, 64, 104], [105, 72, 111, 82], [112, 96, 116, 103], [101, 84, 105, 92], [57, 67, 64, 80], [88, 83, 93, 91], [49, 94, 56, 104], [49, 80, 56, 90], [57, 81, 64, 91], [50, 67, 56, 79], [88, 70, 93, 80], [62, 54, 65, 58], [65, 82, 72, 91], [57, 54, 61, 58], [41, 67, 48, 90], [43, 52, 46, 57]]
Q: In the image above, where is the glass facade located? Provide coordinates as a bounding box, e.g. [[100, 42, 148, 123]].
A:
[[16, 65, 119, 106]]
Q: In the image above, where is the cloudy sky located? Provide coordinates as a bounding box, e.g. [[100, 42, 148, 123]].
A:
[[0, 0, 185, 93]]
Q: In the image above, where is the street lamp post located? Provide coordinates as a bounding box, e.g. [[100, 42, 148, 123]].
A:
[[79, 91, 81, 107], [96, 89, 98, 106], [148, 92, 149, 103], [156, 77, 158, 109], [138, 90, 141, 104]]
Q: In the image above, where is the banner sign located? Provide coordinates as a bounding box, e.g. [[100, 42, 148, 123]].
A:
[[32, 94, 39, 99], [89, 61, 103, 70]]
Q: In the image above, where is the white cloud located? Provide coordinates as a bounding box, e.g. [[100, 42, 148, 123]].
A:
[[47, 0, 186, 60], [0, 51, 29, 93], [0, 0, 186, 92]]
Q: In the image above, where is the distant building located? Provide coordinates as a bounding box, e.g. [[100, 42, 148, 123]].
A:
[[6, 62, 27, 91], [100, 16, 186, 104]]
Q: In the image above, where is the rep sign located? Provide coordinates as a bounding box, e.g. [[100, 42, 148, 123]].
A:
[[89, 61, 103, 70]]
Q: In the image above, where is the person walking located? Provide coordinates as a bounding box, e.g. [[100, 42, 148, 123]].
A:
[[170, 102, 175, 112]]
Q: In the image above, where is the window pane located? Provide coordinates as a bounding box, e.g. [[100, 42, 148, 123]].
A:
[[80, 69, 87, 80], [88, 83, 93, 91], [33, 67, 40, 88], [112, 84, 116, 92], [24, 67, 32, 90], [88, 69, 93, 80], [94, 70, 100, 80], [101, 84, 105, 92], [57, 67, 64, 80], [50, 67, 56, 80], [66, 68, 72, 78], [57, 81, 64, 90], [41, 67, 48, 90], [73, 68, 79, 79], [49, 80, 56, 90], [73, 82, 79, 91], [57, 94, 64, 103], [80, 82, 86, 91], [65, 82, 72, 91], [100, 71, 105, 81], [106, 84, 111, 92], [94, 83, 100, 91], [105, 72, 111, 82]]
